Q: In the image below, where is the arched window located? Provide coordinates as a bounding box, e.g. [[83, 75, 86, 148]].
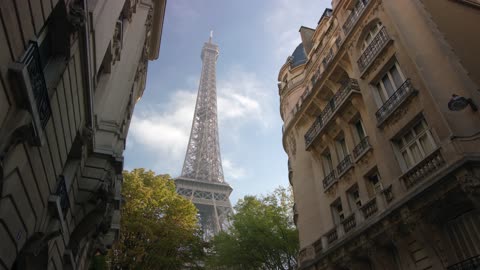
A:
[[362, 21, 383, 51]]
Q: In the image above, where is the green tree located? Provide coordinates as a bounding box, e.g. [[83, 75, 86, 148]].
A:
[[207, 187, 298, 270], [110, 169, 206, 269]]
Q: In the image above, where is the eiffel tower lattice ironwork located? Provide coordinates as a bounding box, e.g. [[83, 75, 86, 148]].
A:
[[175, 32, 233, 239]]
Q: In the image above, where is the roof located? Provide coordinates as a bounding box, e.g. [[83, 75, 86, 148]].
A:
[[290, 43, 307, 68]]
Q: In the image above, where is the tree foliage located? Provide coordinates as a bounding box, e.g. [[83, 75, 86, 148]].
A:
[[207, 187, 298, 270], [110, 169, 206, 269]]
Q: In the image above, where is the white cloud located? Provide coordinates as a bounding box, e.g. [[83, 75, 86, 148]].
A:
[[223, 159, 246, 181], [128, 68, 277, 176]]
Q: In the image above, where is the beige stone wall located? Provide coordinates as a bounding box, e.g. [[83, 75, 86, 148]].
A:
[[0, 0, 166, 269], [279, 0, 480, 269]]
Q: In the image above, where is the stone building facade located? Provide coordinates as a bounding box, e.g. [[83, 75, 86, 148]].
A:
[[0, 0, 166, 269], [278, 1, 480, 269]]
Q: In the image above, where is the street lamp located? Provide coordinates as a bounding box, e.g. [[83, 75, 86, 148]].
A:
[[448, 94, 478, 112]]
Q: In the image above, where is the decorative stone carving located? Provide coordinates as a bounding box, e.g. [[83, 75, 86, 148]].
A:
[[457, 172, 480, 197], [68, 3, 86, 31]]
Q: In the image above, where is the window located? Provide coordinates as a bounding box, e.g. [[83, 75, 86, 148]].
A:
[[368, 172, 383, 195], [322, 150, 334, 176], [36, 2, 69, 89], [331, 199, 344, 224], [362, 21, 383, 51], [394, 119, 436, 170], [375, 62, 405, 105], [347, 185, 362, 210], [335, 136, 349, 160], [353, 118, 366, 142]]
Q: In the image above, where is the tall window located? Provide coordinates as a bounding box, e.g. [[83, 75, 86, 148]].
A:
[[353, 118, 366, 143], [335, 135, 349, 160], [362, 21, 383, 51], [347, 184, 362, 210], [368, 171, 383, 195], [322, 150, 334, 176], [331, 199, 344, 224], [375, 62, 405, 104], [394, 119, 436, 170]]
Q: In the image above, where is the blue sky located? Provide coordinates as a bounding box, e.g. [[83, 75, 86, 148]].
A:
[[124, 0, 330, 204]]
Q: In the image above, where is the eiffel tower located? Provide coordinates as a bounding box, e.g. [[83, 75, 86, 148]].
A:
[[175, 32, 233, 239]]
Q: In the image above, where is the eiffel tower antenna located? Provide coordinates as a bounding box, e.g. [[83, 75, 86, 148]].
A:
[[175, 34, 233, 239]]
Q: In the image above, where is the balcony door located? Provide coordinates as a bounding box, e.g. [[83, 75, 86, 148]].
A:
[[375, 62, 405, 105]]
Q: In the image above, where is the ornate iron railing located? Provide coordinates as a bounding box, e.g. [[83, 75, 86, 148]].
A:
[[326, 227, 338, 244], [358, 27, 390, 72], [401, 149, 445, 190], [56, 176, 70, 217], [447, 255, 480, 270], [352, 136, 371, 159], [337, 155, 353, 176], [322, 170, 337, 189], [20, 42, 52, 130], [341, 213, 357, 233], [375, 79, 415, 124], [343, 0, 370, 35], [361, 197, 378, 219], [304, 79, 360, 148], [313, 238, 323, 254]]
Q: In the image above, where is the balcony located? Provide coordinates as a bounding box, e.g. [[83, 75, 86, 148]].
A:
[[352, 136, 371, 161], [447, 255, 480, 270], [343, 0, 370, 35], [401, 148, 445, 190], [304, 79, 360, 149], [360, 197, 378, 219], [326, 227, 338, 244], [341, 213, 357, 233], [323, 170, 337, 190], [375, 79, 417, 125], [357, 27, 391, 73], [336, 155, 353, 177], [10, 41, 52, 146]]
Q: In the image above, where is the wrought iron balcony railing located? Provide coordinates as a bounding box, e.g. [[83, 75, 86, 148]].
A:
[[322, 170, 337, 190], [375, 79, 416, 124], [337, 155, 353, 176], [352, 136, 371, 160], [10, 41, 52, 146], [343, 0, 370, 35], [326, 227, 338, 244], [360, 197, 378, 219], [401, 148, 445, 190], [447, 255, 480, 270], [304, 79, 360, 148], [357, 27, 391, 73], [341, 213, 357, 233]]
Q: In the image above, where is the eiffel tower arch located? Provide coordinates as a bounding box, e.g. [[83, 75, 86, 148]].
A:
[[175, 33, 233, 239]]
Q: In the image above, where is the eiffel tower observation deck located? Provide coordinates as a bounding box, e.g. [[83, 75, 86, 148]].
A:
[[175, 32, 233, 239]]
